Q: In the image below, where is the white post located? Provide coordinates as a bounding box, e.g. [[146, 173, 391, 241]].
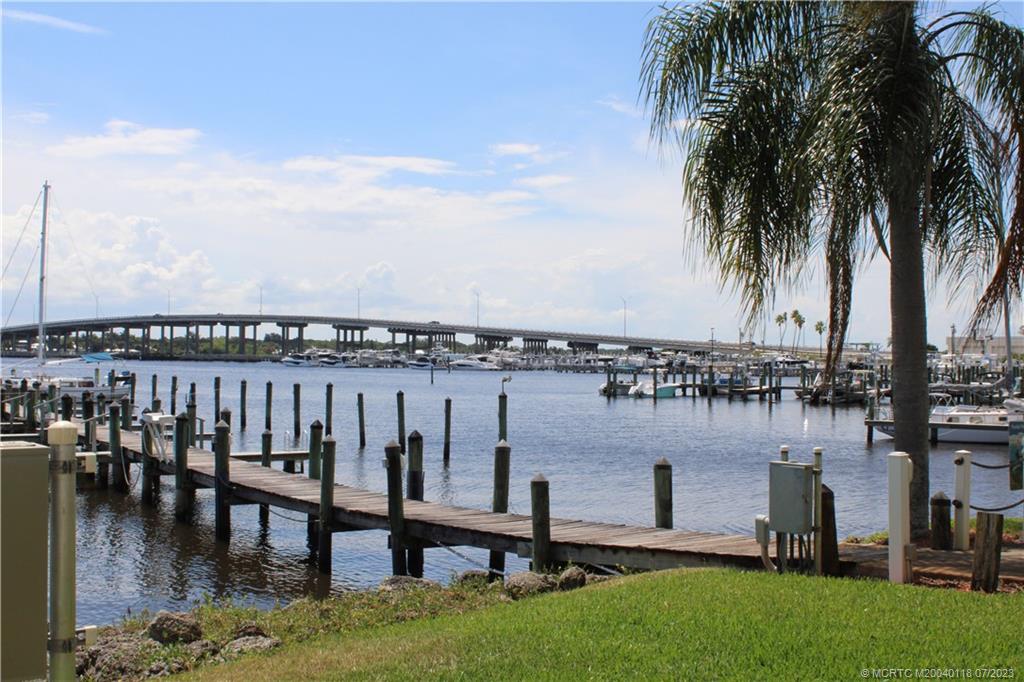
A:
[[887, 451, 913, 583], [779, 444, 789, 462], [47, 421, 77, 681], [813, 446, 823, 576], [953, 450, 972, 551]]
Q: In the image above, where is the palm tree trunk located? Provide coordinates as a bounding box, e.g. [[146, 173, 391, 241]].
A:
[[889, 192, 931, 536], [1003, 283, 1014, 389]]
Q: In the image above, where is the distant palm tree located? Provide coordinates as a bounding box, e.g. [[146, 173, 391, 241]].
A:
[[774, 312, 788, 353], [814, 321, 826, 357], [642, 1, 1023, 534], [791, 310, 806, 354]]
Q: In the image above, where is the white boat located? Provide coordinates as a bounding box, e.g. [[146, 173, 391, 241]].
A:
[[407, 356, 437, 370], [873, 400, 1023, 444], [628, 381, 684, 399], [281, 351, 320, 367], [450, 355, 501, 371]]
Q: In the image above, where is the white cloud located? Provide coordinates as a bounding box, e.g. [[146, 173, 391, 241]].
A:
[[10, 111, 50, 125], [282, 154, 456, 178], [515, 174, 573, 189], [597, 95, 642, 118], [2, 9, 105, 35], [45, 120, 201, 158], [490, 142, 541, 157]]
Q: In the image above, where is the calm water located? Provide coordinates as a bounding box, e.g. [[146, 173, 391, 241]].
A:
[[22, 359, 1019, 625]]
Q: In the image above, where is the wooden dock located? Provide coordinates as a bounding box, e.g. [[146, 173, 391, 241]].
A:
[[71, 421, 1024, 585]]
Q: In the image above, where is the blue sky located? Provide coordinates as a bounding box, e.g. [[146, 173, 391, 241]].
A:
[[3, 2, 1022, 347]]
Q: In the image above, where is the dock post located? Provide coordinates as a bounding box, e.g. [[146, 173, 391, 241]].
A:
[[292, 383, 301, 438], [170, 376, 178, 415], [174, 412, 192, 522], [60, 393, 73, 422], [129, 373, 136, 404], [813, 447, 823, 576], [141, 416, 157, 505], [265, 381, 273, 431], [325, 383, 333, 436], [820, 484, 840, 576], [318, 436, 337, 575], [151, 374, 158, 410], [654, 458, 673, 529], [395, 390, 407, 454], [213, 376, 221, 427], [95, 395, 110, 488], [443, 397, 452, 465], [385, 441, 408, 575], [530, 474, 552, 572], [930, 492, 951, 550], [357, 393, 366, 449], [490, 441, 511, 580], [653, 369, 658, 405], [109, 403, 127, 493], [81, 392, 94, 457], [186, 396, 197, 447], [25, 387, 38, 433], [407, 431, 425, 577], [151, 396, 162, 414], [887, 451, 913, 583], [971, 512, 1003, 593], [214, 420, 231, 542], [239, 379, 247, 431], [953, 451, 971, 551], [498, 391, 508, 441], [120, 396, 131, 431], [307, 420, 324, 547], [47, 420, 78, 682], [260, 429, 272, 525]]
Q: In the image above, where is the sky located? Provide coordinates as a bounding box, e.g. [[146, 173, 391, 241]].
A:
[[3, 2, 1022, 348]]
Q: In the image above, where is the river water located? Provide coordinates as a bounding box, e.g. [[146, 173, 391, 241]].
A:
[[22, 359, 1019, 625]]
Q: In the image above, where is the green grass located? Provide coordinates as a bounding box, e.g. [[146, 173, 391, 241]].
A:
[[182, 569, 1023, 681], [845, 516, 1023, 545]]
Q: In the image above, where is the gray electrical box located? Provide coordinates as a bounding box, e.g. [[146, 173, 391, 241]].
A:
[[1, 441, 50, 681], [768, 460, 814, 534]]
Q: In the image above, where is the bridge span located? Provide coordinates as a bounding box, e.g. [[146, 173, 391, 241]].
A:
[[1, 313, 758, 357]]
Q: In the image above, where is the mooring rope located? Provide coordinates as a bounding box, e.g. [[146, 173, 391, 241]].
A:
[[969, 499, 1024, 513], [432, 539, 507, 577], [969, 460, 1015, 471]]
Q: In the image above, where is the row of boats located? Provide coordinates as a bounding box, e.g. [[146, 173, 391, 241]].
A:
[[281, 348, 507, 371]]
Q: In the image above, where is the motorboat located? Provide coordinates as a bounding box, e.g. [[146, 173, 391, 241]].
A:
[[281, 351, 321, 367], [872, 398, 1023, 445], [450, 355, 501, 371], [628, 381, 684, 399], [407, 356, 437, 370], [598, 379, 635, 397]]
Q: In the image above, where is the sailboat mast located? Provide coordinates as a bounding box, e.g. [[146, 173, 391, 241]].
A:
[[37, 180, 50, 364]]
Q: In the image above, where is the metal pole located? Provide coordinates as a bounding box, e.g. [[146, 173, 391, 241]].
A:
[[37, 181, 50, 365], [47, 420, 77, 681]]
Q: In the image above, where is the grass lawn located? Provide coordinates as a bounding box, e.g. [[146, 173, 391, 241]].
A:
[[183, 569, 1024, 680]]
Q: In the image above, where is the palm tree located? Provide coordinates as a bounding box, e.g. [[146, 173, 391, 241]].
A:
[[815, 321, 826, 357], [774, 312, 788, 353], [642, 1, 1023, 534], [791, 310, 806, 354]]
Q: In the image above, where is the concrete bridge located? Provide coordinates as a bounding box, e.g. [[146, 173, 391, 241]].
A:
[[0, 313, 761, 358]]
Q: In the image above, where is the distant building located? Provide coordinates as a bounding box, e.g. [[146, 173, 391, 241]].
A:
[[947, 334, 1024, 356]]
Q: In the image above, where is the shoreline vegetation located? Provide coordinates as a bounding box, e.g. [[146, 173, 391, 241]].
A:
[[78, 565, 1023, 681]]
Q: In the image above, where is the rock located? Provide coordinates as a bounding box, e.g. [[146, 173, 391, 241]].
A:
[[147, 660, 170, 677], [557, 566, 587, 591], [454, 569, 489, 587], [146, 610, 202, 644], [185, 639, 220, 661], [223, 635, 281, 656], [586, 574, 614, 585], [505, 571, 556, 600], [87, 632, 159, 680], [232, 622, 266, 639], [378, 575, 441, 593]]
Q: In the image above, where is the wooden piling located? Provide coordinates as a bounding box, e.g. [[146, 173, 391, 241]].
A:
[[653, 369, 659, 405], [307, 420, 324, 547], [151, 374, 158, 409], [260, 429, 272, 525], [26, 387, 38, 432], [820, 484, 840, 576], [971, 512, 1003, 593], [239, 379, 247, 430], [186, 397, 197, 447], [82, 393, 95, 453], [490, 440, 511, 580], [384, 441, 408, 575], [357, 393, 366, 449], [214, 376, 222, 427], [498, 392, 508, 441], [170, 376, 178, 415], [109, 403, 127, 493], [654, 458, 673, 529], [214, 420, 231, 542], [60, 393, 73, 422], [396, 390, 406, 454], [930, 492, 952, 551], [531, 474, 552, 572], [407, 431, 425, 577], [129, 373, 136, 404], [292, 383, 301, 437], [325, 383, 333, 436], [174, 412, 192, 522], [120, 396, 131, 431], [95, 394, 109, 488], [141, 415, 157, 505], [443, 397, 452, 465], [265, 381, 273, 431], [317, 436, 337, 574]]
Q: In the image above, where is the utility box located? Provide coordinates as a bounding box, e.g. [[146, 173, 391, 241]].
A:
[[1, 441, 50, 681], [768, 461, 814, 534]]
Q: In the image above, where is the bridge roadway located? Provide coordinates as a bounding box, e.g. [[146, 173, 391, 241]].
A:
[[1, 313, 764, 354]]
